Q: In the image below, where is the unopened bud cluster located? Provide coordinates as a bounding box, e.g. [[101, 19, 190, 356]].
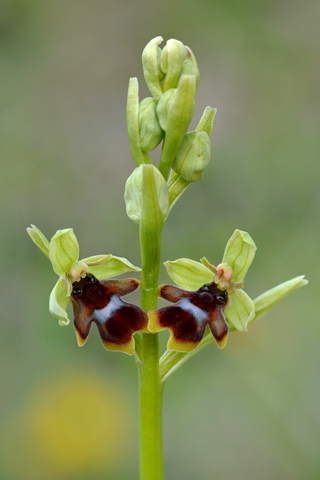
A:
[[126, 36, 216, 196]]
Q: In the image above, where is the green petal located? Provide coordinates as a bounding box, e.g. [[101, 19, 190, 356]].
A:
[[27, 224, 50, 259], [251, 275, 308, 324], [222, 229, 257, 282], [225, 289, 255, 332], [82, 254, 111, 266], [164, 258, 213, 290], [49, 229, 79, 276], [49, 276, 71, 326], [85, 255, 141, 279]]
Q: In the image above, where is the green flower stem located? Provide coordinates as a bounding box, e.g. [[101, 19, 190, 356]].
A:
[[138, 168, 164, 480], [139, 333, 164, 480]]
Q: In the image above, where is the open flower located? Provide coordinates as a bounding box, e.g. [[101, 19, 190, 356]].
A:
[[27, 225, 147, 353], [148, 230, 256, 352], [149, 229, 308, 353]]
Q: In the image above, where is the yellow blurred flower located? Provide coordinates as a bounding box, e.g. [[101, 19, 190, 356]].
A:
[[2, 371, 133, 479]]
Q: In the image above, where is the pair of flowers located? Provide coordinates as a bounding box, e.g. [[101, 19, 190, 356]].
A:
[[28, 225, 307, 355]]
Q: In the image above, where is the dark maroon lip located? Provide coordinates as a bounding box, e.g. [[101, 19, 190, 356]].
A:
[[70, 274, 148, 349], [154, 283, 229, 348]]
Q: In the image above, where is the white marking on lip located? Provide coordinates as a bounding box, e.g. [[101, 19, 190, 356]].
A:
[[178, 298, 208, 323], [94, 295, 123, 324]]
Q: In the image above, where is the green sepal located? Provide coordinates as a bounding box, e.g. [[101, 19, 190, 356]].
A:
[[83, 254, 141, 279], [142, 36, 164, 100], [225, 289, 255, 332], [161, 39, 187, 91], [49, 229, 79, 276], [164, 258, 213, 291], [125, 164, 169, 225], [251, 275, 308, 324], [222, 229, 257, 282], [138, 97, 164, 152], [49, 275, 71, 326], [27, 224, 50, 259]]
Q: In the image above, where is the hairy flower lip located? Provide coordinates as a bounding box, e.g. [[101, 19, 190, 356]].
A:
[[148, 282, 229, 352], [71, 274, 148, 355]]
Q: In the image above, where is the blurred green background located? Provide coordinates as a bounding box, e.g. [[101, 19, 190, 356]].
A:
[[1, 0, 319, 479]]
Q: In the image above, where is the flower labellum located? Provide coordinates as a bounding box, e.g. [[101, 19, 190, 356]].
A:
[[148, 282, 229, 352], [71, 274, 148, 355]]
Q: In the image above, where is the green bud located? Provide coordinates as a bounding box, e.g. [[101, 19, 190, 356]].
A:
[[222, 230, 257, 282], [225, 289, 255, 332], [172, 131, 211, 182], [138, 97, 164, 152], [49, 228, 79, 276], [124, 164, 169, 225], [142, 36, 164, 100], [49, 276, 71, 326], [27, 224, 50, 259], [161, 39, 187, 91], [180, 46, 200, 87], [164, 258, 213, 291], [156, 88, 175, 132], [251, 275, 308, 324], [156, 76, 195, 134], [157, 75, 196, 179]]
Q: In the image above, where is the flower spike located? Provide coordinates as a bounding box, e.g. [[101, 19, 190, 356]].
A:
[[148, 282, 229, 352], [71, 274, 148, 355]]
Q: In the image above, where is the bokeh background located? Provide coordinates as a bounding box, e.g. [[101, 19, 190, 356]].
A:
[[1, 0, 319, 479]]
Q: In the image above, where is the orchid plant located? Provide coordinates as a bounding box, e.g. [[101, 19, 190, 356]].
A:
[[28, 36, 307, 480]]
